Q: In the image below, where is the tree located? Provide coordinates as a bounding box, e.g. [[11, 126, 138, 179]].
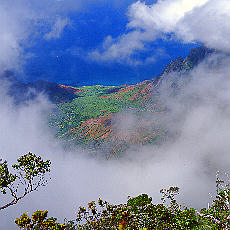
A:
[[15, 210, 70, 230], [15, 174, 230, 229], [196, 171, 230, 229], [15, 189, 199, 229], [0, 152, 50, 210]]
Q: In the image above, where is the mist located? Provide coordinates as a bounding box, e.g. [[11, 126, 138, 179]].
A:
[[0, 53, 230, 229]]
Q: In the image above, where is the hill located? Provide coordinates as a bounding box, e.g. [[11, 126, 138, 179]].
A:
[[0, 71, 80, 104], [49, 46, 215, 156], [0, 46, 215, 156]]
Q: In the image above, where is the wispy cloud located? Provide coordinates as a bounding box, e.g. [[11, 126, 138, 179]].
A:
[[0, 0, 88, 72], [0, 0, 141, 71], [44, 17, 71, 40], [89, 31, 147, 65], [0, 1, 35, 71], [90, 0, 230, 64]]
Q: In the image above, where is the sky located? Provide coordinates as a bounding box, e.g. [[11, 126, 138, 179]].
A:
[[2, 0, 230, 86], [0, 0, 202, 85]]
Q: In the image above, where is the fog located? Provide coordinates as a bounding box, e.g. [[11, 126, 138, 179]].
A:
[[0, 53, 230, 229]]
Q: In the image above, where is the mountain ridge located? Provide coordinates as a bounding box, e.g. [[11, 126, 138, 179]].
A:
[[0, 46, 216, 156]]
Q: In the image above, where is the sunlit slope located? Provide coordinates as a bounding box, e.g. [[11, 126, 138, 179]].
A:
[[50, 80, 164, 150]]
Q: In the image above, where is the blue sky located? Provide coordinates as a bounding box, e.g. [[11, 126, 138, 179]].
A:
[[1, 0, 228, 86], [24, 1, 198, 85]]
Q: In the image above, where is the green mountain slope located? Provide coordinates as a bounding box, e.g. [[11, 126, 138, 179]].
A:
[[49, 46, 215, 155], [50, 81, 163, 154]]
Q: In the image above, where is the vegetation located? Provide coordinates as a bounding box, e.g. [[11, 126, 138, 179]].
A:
[[0, 152, 50, 210], [50, 83, 153, 135], [47, 46, 216, 155], [49, 82, 163, 155], [2, 154, 229, 229], [15, 173, 230, 229], [2, 46, 224, 228]]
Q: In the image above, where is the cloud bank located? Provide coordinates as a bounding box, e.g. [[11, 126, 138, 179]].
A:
[[91, 0, 230, 64], [1, 53, 230, 229]]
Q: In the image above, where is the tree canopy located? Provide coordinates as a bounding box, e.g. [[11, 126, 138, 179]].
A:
[[15, 172, 230, 229]]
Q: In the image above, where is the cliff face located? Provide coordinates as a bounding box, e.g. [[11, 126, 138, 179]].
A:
[[155, 46, 215, 83]]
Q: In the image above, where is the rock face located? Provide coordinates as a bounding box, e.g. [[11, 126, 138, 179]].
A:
[[150, 46, 216, 91], [155, 46, 214, 81]]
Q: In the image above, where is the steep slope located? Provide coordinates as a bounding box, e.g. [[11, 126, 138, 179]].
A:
[[50, 81, 162, 155], [158, 46, 214, 78]]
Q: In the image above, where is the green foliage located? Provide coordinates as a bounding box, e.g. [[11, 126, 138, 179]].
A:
[[16, 174, 230, 229], [0, 152, 50, 210], [196, 173, 230, 229], [73, 193, 200, 229], [76, 85, 121, 97], [127, 194, 152, 212], [15, 210, 70, 230], [0, 159, 16, 194], [12, 152, 50, 180], [48, 82, 164, 157], [160, 186, 180, 213], [50, 83, 152, 137], [16, 190, 198, 229]]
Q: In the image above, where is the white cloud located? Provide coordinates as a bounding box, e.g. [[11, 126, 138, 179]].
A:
[[44, 17, 71, 40], [176, 0, 230, 50], [91, 0, 230, 64], [0, 0, 143, 70], [89, 31, 148, 65], [2, 54, 230, 228], [127, 0, 209, 31], [0, 0, 91, 72], [0, 1, 36, 71]]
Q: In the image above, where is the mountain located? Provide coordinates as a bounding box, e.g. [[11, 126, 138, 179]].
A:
[[1, 46, 215, 156], [0, 71, 80, 104], [155, 46, 214, 83], [50, 82, 164, 155], [49, 46, 216, 156]]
